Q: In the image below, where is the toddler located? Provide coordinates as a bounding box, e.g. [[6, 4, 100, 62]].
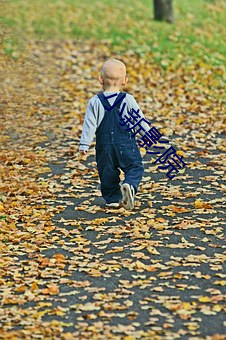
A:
[[79, 59, 150, 209]]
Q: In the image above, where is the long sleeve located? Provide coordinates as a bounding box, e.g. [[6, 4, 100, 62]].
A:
[[79, 100, 97, 151]]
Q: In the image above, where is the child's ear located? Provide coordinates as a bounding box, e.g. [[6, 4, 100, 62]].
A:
[[122, 76, 128, 85], [99, 76, 104, 84]]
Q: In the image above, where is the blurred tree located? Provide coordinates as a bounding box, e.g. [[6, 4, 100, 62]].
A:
[[153, 0, 174, 23]]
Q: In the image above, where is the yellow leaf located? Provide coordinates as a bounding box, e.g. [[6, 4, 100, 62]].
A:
[[135, 260, 157, 272], [147, 247, 160, 255], [0, 203, 5, 212], [62, 333, 74, 340], [155, 224, 166, 230], [92, 218, 108, 225], [153, 286, 164, 292], [212, 304, 223, 312], [135, 260, 147, 269], [194, 199, 213, 209], [33, 309, 51, 318], [37, 302, 52, 308], [183, 302, 193, 310], [106, 247, 124, 254], [187, 323, 199, 331], [214, 280, 226, 286], [70, 236, 84, 243], [176, 150, 185, 157], [198, 296, 211, 303]]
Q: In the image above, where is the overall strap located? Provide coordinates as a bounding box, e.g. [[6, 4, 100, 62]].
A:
[[97, 92, 127, 111]]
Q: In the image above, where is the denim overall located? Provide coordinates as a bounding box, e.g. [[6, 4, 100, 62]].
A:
[[96, 92, 144, 204]]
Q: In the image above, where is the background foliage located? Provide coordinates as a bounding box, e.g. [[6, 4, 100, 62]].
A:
[[1, 0, 226, 66]]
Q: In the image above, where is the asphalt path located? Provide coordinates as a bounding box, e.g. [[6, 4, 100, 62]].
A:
[[34, 128, 225, 339]]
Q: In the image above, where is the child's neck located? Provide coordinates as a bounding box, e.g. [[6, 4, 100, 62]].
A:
[[103, 87, 120, 92]]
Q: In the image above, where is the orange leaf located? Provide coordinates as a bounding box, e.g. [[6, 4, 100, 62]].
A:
[[31, 282, 39, 292], [53, 253, 66, 262], [48, 284, 59, 295], [14, 285, 27, 293]]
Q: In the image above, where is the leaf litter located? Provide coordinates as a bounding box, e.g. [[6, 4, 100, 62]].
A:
[[0, 39, 225, 339]]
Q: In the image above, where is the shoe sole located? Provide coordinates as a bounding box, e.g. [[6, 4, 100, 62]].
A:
[[105, 203, 120, 208], [120, 183, 134, 210]]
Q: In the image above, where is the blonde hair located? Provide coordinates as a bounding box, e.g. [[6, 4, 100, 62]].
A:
[[100, 59, 126, 86]]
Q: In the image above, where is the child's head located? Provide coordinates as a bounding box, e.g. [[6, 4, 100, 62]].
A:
[[99, 59, 128, 91]]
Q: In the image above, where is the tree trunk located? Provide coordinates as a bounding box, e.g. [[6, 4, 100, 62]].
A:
[[153, 0, 174, 23]]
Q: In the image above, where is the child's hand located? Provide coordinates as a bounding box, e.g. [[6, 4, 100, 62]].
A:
[[80, 150, 87, 155]]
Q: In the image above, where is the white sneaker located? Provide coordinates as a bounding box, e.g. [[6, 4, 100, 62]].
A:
[[105, 202, 121, 208], [120, 183, 135, 210]]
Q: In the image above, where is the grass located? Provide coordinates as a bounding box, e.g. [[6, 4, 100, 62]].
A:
[[0, 0, 225, 66]]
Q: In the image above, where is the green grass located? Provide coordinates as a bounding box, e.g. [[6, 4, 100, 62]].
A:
[[1, 0, 225, 65]]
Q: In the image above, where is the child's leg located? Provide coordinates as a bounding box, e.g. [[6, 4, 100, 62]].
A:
[[117, 143, 144, 193], [96, 146, 122, 203]]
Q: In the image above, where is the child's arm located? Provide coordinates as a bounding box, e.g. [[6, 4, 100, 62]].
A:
[[126, 95, 151, 136], [79, 98, 98, 152]]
